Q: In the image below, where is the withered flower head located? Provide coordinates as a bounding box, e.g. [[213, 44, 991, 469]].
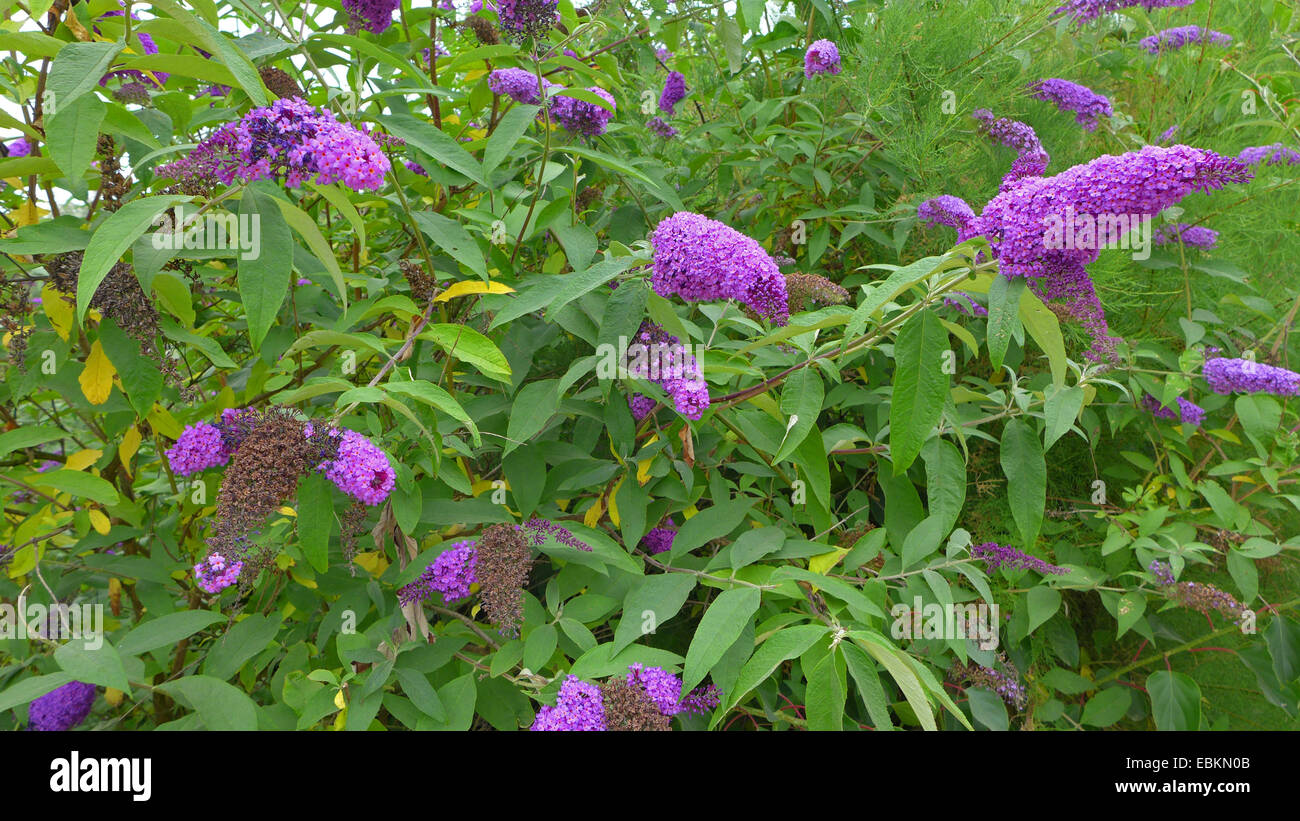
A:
[[598, 679, 672, 731], [399, 259, 436, 305], [259, 66, 305, 100], [475, 523, 533, 637], [465, 15, 500, 45], [785, 272, 850, 314]]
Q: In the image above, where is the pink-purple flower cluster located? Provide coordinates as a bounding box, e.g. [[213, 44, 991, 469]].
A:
[[194, 553, 243, 593], [971, 542, 1068, 575], [1153, 222, 1218, 248], [166, 422, 231, 476], [629, 393, 658, 420], [496, 0, 558, 42], [943, 291, 988, 317], [530, 665, 721, 730], [531, 675, 607, 731], [341, 0, 399, 34], [549, 87, 617, 136], [321, 428, 395, 505], [804, 39, 842, 78], [647, 116, 678, 139], [1202, 357, 1300, 396], [155, 98, 390, 191], [1028, 78, 1113, 131], [1140, 393, 1205, 427], [650, 211, 790, 325], [917, 195, 978, 241], [972, 108, 1050, 185], [641, 522, 677, 554], [28, 681, 96, 731], [399, 541, 478, 605], [624, 321, 710, 420], [1237, 143, 1300, 167], [487, 67, 557, 104], [1053, 0, 1193, 24], [6, 138, 31, 157], [1139, 26, 1232, 54], [519, 518, 592, 552], [658, 71, 686, 115]]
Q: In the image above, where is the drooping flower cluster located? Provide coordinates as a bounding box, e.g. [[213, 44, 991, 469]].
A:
[[28, 681, 97, 731], [1202, 357, 1300, 396], [1028, 79, 1113, 131], [1153, 222, 1218, 248], [1140, 393, 1205, 427], [1157, 125, 1179, 144], [1148, 561, 1248, 623], [640, 520, 677, 554], [194, 553, 243, 594], [531, 665, 721, 731], [487, 67, 557, 104], [1139, 26, 1232, 54], [658, 71, 687, 115], [950, 660, 1027, 709], [943, 291, 989, 317], [804, 39, 842, 78], [971, 542, 1069, 575], [549, 87, 617, 136], [341, 0, 399, 34], [96, 11, 169, 88], [155, 98, 390, 191], [399, 541, 478, 605], [647, 116, 678, 139], [622, 320, 710, 420], [166, 421, 230, 476], [6, 138, 31, 157], [650, 211, 790, 325], [1237, 143, 1300, 167], [1053, 0, 1194, 24], [519, 518, 592, 552], [958, 145, 1251, 361], [785, 273, 850, 314], [496, 0, 558, 42], [972, 109, 1050, 184], [629, 393, 658, 420], [917, 195, 977, 240], [476, 523, 534, 636], [321, 428, 395, 506]]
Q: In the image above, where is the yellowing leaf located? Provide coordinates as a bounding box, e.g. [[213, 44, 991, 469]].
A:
[[434, 280, 516, 302], [353, 550, 389, 577], [104, 687, 124, 707], [88, 508, 111, 535], [636, 455, 655, 485], [41, 285, 73, 341], [65, 449, 103, 471], [147, 404, 184, 439], [278, 506, 297, 517], [79, 340, 116, 405], [583, 496, 603, 528], [608, 477, 623, 527], [119, 426, 141, 476], [682, 504, 699, 520], [334, 689, 347, 710], [809, 547, 850, 575], [291, 570, 318, 589], [14, 201, 47, 227]]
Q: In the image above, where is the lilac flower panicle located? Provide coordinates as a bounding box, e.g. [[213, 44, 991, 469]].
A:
[[342, 0, 399, 34], [658, 71, 686, 115], [972, 109, 1050, 184], [641, 523, 676, 555], [519, 518, 592, 552], [1140, 26, 1232, 55], [1028, 78, 1113, 131], [624, 321, 710, 419], [1237, 143, 1300, 167], [1157, 125, 1179, 145], [679, 683, 722, 714], [917, 195, 976, 239], [166, 422, 230, 476], [321, 428, 395, 505], [194, 553, 243, 594], [1153, 223, 1218, 248], [497, 0, 558, 42], [629, 393, 657, 420], [962, 145, 1251, 361], [399, 541, 478, 605], [943, 291, 988, 317], [655, 47, 673, 62], [971, 542, 1068, 575], [530, 675, 606, 731], [1141, 394, 1204, 426], [28, 681, 96, 731], [404, 160, 428, 176], [650, 211, 790, 325], [7, 138, 31, 157], [155, 98, 390, 191], [1202, 357, 1300, 396], [487, 67, 557, 104], [1149, 561, 1248, 623], [626, 664, 687, 715], [1054, 0, 1194, 25], [647, 116, 678, 139], [804, 39, 842, 78], [549, 87, 617, 136]]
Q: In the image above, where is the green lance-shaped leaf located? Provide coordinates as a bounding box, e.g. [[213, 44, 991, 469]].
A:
[[890, 310, 949, 473]]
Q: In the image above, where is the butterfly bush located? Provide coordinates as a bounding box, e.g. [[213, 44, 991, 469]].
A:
[[1202, 357, 1300, 396], [1053, 0, 1193, 24], [647, 116, 678, 139], [1028, 78, 1113, 131], [28, 681, 96, 731], [943, 291, 988, 317], [971, 542, 1068, 575], [341, 0, 398, 34], [321, 428, 395, 505], [917, 194, 977, 240], [1153, 223, 1218, 248], [1237, 143, 1300, 167], [487, 67, 557, 104], [549, 87, 617, 136], [155, 98, 391, 191], [624, 321, 710, 420], [640, 521, 677, 554], [659, 71, 687, 114], [972, 109, 1050, 185], [650, 211, 790, 325], [194, 553, 243, 593], [804, 39, 841, 77], [496, 0, 558, 41], [399, 541, 478, 605], [1139, 26, 1233, 54], [6, 137, 31, 157], [166, 422, 230, 476], [531, 665, 720, 730], [1141, 394, 1205, 426]]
